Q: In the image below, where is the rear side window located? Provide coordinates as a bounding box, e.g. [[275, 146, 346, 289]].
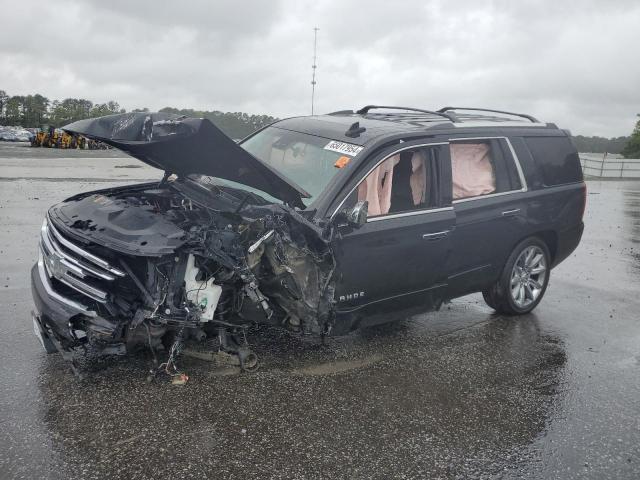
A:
[[449, 139, 521, 200], [450, 142, 496, 199], [524, 136, 583, 186]]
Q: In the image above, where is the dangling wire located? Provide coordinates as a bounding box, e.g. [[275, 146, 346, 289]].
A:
[[157, 309, 188, 377]]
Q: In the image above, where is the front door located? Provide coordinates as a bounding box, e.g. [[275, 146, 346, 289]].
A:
[[329, 142, 455, 334]]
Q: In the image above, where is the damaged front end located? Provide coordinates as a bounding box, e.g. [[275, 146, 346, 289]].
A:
[[32, 182, 335, 374], [31, 113, 338, 375]]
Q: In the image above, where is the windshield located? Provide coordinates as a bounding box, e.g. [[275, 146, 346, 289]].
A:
[[240, 126, 356, 206]]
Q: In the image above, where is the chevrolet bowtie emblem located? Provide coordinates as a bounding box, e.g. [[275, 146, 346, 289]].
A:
[[46, 252, 66, 279]]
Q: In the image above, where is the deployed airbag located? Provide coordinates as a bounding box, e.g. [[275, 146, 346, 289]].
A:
[[357, 154, 400, 216], [450, 143, 496, 199]]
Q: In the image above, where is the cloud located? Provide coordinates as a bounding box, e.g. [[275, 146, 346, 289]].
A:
[[0, 0, 638, 136]]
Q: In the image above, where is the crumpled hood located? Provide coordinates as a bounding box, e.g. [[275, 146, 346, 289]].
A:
[[63, 112, 310, 208]]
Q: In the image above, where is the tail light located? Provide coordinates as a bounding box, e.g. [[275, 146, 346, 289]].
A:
[[579, 183, 587, 219]]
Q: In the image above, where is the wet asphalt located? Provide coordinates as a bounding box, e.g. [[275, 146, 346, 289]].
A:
[[0, 143, 638, 479]]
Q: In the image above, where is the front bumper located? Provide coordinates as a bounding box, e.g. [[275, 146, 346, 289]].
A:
[[30, 252, 96, 346], [31, 310, 58, 354]]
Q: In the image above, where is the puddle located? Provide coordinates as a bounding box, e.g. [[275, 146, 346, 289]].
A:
[[291, 353, 384, 376]]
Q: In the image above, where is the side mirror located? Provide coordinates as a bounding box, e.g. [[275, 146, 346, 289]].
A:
[[346, 201, 368, 227]]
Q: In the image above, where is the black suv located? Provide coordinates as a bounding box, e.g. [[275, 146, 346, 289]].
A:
[[31, 106, 585, 371]]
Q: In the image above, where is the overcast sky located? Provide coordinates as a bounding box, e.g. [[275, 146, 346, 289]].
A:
[[1, 0, 638, 137]]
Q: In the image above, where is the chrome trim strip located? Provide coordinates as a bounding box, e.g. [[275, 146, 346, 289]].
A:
[[46, 216, 126, 277], [367, 206, 453, 222], [56, 273, 108, 303], [39, 225, 56, 257], [42, 248, 108, 303], [37, 250, 97, 317], [452, 190, 523, 204], [59, 258, 86, 278], [40, 225, 86, 278], [63, 255, 112, 281], [503, 137, 528, 192], [331, 136, 530, 219], [330, 142, 450, 220], [41, 221, 116, 281], [501, 208, 521, 216], [422, 230, 450, 238], [40, 226, 109, 302]]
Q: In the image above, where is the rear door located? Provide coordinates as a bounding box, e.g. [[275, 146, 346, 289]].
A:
[[445, 136, 528, 297], [329, 141, 455, 332]]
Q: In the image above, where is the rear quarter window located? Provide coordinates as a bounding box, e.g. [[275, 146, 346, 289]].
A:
[[524, 136, 583, 186]]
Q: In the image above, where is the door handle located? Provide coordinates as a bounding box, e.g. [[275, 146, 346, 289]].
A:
[[501, 208, 521, 217], [422, 230, 450, 241]]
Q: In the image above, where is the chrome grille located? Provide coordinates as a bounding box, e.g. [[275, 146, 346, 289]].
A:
[[39, 216, 125, 303]]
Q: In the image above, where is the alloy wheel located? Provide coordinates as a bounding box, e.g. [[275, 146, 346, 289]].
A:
[[509, 245, 547, 309]]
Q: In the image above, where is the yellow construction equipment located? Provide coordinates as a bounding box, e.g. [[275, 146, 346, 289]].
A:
[[30, 128, 89, 149]]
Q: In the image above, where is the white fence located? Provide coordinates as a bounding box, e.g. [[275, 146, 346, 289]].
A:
[[579, 154, 640, 178]]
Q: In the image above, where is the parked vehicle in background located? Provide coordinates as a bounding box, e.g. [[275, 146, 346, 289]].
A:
[[30, 106, 585, 374], [0, 125, 34, 142]]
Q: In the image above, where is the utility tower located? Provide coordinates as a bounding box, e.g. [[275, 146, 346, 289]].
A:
[[311, 27, 319, 115]]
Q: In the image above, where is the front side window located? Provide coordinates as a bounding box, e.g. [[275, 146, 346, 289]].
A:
[[347, 147, 438, 218]]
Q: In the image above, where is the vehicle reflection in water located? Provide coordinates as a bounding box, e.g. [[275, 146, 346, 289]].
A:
[[623, 189, 640, 271], [35, 303, 567, 478], [624, 190, 640, 281]]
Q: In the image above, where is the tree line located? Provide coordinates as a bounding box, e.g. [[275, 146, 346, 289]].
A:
[[620, 116, 640, 159], [571, 135, 630, 155], [1, 89, 638, 155], [158, 107, 277, 139], [0, 90, 124, 128], [0, 90, 277, 139]]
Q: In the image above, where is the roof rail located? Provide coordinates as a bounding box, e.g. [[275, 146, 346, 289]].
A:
[[327, 110, 354, 116], [437, 107, 539, 123], [356, 105, 458, 122]]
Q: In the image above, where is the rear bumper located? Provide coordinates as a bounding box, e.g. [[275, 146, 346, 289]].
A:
[[553, 221, 584, 267]]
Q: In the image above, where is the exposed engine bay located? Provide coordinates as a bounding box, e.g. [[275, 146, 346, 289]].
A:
[[39, 178, 336, 376]]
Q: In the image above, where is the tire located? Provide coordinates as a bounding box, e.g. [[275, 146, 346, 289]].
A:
[[482, 237, 551, 315], [482, 289, 496, 310]]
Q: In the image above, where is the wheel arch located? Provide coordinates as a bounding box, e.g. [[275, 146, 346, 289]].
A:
[[485, 232, 554, 315], [533, 230, 558, 264], [499, 230, 558, 277]]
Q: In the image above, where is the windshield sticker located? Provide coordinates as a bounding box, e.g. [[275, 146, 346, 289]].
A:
[[324, 140, 364, 156], [334, 156, 351, 169]]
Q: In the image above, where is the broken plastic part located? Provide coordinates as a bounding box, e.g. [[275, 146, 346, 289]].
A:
[[183, 254, 222, 321], [171, 373, 189, 385], [248, 229, 275, 254]]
